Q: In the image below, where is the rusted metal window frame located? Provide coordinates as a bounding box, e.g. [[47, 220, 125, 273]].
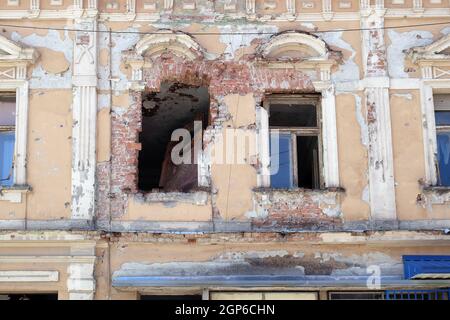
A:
[[263, 94, 323, 189]]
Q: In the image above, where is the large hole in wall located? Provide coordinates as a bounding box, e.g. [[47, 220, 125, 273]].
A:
[[138, 82, 210, 192]]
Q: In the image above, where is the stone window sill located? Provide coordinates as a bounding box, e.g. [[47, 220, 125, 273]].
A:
[[134, 189, 210, 206], [253, 187, 346, 195], [423, 186, 450, 192], [0, 185, 31, 203], [421, 186, 450, 205], [250, 187, 344, 225]]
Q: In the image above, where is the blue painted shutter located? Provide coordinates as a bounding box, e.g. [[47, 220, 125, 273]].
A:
[[0, 131, 14, 187], [437, 132, 450, 186], [385, 289, 450, 300], [270, 133, 293, 189], [403, 255, 450, 279]]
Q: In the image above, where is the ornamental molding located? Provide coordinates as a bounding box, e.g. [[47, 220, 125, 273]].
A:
[[0, 35, 38, 68]]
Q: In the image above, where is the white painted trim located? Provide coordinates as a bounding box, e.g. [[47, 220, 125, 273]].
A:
[[318, 84, 340, 187], [366, 87, 397, 220], [126, 0, 136, 14], [246, 0, 256, 15], [419, 82, 438, 185], [258, 31, 328, 59], [0, 271, 58, 282], [0, 232, 97, 241], [71, 20, 98, 220], [390, 78, 421, 89], [14, 82, 28, 186], [256, 106, 270, 187], [1, 7, 450, 21], [256, 81, 340, 189], [30, 0, 40, 11], [0, 10, 362, 21], [67, 263, 95, 300], [360, 6, 397, 221], [133, 31, 205, 60], [87, 0, 98, 9], [0, 256, 96, 263], [286, 0, 295, 15], [417, 79, 450, 186], [6, 0, 19, 6], [0, 187, 29, 203], [411, 36, 450, 186], [0, 36, 36, 196]]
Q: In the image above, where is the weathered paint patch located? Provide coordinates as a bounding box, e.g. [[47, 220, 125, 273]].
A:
[[353, 93, 368, 148], [11, 30, 73, 89], [113, 250, 402, 278], [387, 30, 433, 78], [218, 24, 278, 60], [319, 31, 359, 82], [391, 93, 413, 100], [98, 24, 141, 91], [250, 189, 343, 229]]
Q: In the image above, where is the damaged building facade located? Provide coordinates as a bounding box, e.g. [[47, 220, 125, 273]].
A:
[[1, 0, 450, 300]]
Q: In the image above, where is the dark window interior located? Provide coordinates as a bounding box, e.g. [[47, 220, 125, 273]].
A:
[[140, 295, 202, 300], [0, 294, 58, 300], [268, 97, 321, 190], [437, 132, 450, 186], [138, 82, 210, 192], [434, 94, 450, 187], [296, 135, 319, 189], [269, 103, 317, 127], [328, 292, 384, 300], [0, 93, 16, 127]]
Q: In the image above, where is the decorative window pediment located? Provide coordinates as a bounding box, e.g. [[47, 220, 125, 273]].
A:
[[256, 31, 339, 82], [124, 30, 206, 87], [0, 35, 38, 67], [411, 34, 450, 62], [258, 31, 328, 60], [411, 33, 450, 191], [410, 34, 450, 80], [134, 30, 205, 61], [0, 35, 36, 202]]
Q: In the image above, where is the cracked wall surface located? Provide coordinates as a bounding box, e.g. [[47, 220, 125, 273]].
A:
[[0, 3, 450, 300], [0, 10, 449, 229]]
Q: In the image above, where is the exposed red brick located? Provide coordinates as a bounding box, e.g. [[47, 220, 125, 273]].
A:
[[102, 54, 317, 218]]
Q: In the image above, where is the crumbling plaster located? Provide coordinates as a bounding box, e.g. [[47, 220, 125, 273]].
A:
[[2, 2, 450, 301], [93, 19, 449, 229], [10, 28, 73, 89], [110, 239, 450, 282], [387, 29, 434, 78], [27, 90, 73, 220], [101, 28, 343, 227], [0, 5, 449, 232], [335, 93, 370, 221]]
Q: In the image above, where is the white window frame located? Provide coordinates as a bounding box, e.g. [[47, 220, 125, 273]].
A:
[[125, 31, 341, 191], [264, 94, 324, 189], [255, 31, 340, 189], [0, 35, 37, 202], [433, 94, 450, 186], [411, 34, 450, 187], [419, 82, 450, 187], [257, 82, 339, 189]]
